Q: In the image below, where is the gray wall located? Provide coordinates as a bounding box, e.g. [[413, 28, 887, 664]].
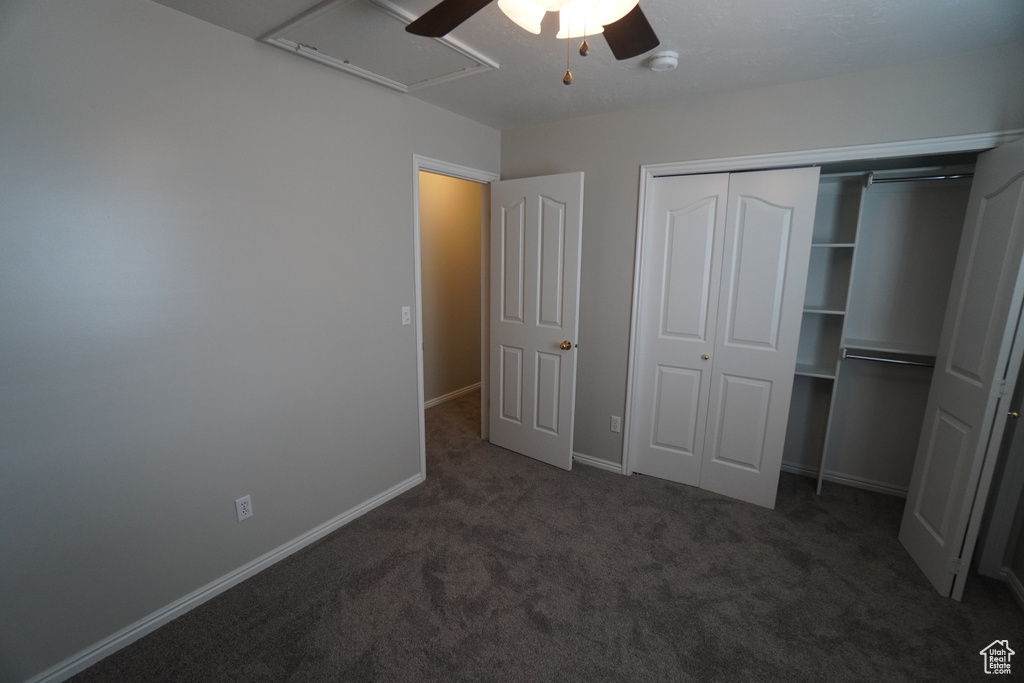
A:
[[500, 40, 1024, 465], [419, 172, 484, 403], [0, 1, 499, 680]]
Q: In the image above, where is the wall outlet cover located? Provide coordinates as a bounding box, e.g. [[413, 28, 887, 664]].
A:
[[235, 494, 253, 521]]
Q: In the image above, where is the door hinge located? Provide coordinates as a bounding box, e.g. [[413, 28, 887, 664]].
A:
[[948, 557, 965, 575], [994, 380, 1009, 399]]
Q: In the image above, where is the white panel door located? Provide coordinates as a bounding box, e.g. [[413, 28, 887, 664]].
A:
[[899, 138, 1024, 598], [700, 168, 820, 508], [629, 174, 730, 485], [489, 172, 584, 470]]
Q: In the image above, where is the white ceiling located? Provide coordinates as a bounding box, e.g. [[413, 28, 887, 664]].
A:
[[154, 0, 1024, 130]]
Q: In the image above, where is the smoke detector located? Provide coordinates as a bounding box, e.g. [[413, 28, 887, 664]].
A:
[[647, 50, 678, 72]]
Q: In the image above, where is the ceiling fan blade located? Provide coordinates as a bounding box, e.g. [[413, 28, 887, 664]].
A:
[[602, 5, 660, 60], [405, 0, 495, 37]]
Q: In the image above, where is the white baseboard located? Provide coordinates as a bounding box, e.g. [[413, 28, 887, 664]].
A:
[[573, 452, 624, 474], [423, 382, 481, 410], [780, 462, 907, 498], [1001, 566, 1024, 613], [31, 472, 425, 683], [780, 462, 818, 479]]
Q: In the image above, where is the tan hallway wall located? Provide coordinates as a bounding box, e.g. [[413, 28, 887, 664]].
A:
[[419, 172, 484, 403]]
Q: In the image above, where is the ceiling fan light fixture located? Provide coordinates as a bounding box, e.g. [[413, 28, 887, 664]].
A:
[[590, 0, 639, 25], [499, 0, 640, 39], [408, 0, 658, 62], [534, 0, 570, 11], [497, 0, 545, 33], [554, 0, 637, 39], [556, 3, 604, 39]]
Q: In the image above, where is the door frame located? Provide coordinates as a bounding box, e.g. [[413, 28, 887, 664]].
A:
[[412, 155, 499, 478], [977, 361, 1024, 580], [624, 129, 1024, 477]]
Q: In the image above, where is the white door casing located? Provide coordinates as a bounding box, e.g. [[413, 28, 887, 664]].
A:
[[629, 167, 819, 508], [899, 137, 1024, 599], [489, 172, 584, 470]]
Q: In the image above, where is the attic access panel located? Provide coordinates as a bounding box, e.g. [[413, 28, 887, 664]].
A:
[[262, 0, 498, 93]]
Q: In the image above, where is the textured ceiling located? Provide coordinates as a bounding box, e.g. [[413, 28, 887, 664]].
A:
[[153, 0, 1024, 130]]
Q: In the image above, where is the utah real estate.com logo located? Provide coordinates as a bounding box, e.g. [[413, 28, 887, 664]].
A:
[[980, 640, 1014, 675]]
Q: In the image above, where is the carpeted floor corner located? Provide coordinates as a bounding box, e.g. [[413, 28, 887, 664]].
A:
[[72, 392, 1024, 682]]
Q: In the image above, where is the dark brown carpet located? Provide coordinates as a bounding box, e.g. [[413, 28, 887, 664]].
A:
[[73, 392, 1024, 682]]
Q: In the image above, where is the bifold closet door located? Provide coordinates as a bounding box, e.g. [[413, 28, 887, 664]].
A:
[[899, 137, 1024, 599], [698, 169, 819, 508], [628, 173, 730, 486], [629, 168, 819, 508]]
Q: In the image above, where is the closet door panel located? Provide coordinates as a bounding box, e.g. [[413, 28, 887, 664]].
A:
[[700, 167, 820, 508], [710, 374, 771, 471], [900, 137, 1024, 599], [721, 197, 790, 349], [662, 199, 718, 338], [628, 174, 730, 485], [652, 366, 702, 455]]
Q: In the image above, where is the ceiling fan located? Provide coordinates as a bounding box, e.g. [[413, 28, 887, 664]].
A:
[[405, 0, 660, 61]]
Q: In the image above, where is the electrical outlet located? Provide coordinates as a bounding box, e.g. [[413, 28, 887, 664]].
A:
[[610, 415, 622, 433], [235, 494, 253, 522]]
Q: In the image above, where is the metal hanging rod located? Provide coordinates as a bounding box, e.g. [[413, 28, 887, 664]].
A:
[[866, 171, 974, 187], [842, 347, 935, 368]]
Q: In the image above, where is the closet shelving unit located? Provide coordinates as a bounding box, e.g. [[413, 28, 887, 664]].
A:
[[783, 164, 975, 496]]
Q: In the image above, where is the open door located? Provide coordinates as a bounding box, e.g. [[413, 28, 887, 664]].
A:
[[489, 172, 584, 470], [899, 137, 1024, 599]]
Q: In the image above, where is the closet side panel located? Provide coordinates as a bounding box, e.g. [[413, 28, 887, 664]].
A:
[[822, 362, 932, 494], [823, 178, 971, 494]]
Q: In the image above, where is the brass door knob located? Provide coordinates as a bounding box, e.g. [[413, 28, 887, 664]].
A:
[[702, 354, 710, 360], [559, 340, 573, 350], [1010, 411, 1020, 419]]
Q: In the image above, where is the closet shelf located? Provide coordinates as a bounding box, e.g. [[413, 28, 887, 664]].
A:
[[795, 363, 837, 379]]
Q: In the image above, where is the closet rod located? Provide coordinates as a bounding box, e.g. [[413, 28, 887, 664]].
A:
[[842, 348, 935, 368], [866, 171, 974, 187]]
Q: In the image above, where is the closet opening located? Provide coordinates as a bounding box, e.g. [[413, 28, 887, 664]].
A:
[[782, 150, 980, 497]]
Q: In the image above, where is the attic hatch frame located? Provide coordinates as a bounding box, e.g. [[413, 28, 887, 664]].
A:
[[261, 0, 499, 93]]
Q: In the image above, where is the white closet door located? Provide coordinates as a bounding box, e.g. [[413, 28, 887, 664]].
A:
[[699, 168, 820, 509], [489, 172, 584, 471], [899, 138, 1024, 599], [629, 174, 730, 485], [629, 168, 818, 508]]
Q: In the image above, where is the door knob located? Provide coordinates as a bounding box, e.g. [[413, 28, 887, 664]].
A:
[[702, 354, 710, 360], [560, 340, 573, 350], [1010, 411, 1020, 419]]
